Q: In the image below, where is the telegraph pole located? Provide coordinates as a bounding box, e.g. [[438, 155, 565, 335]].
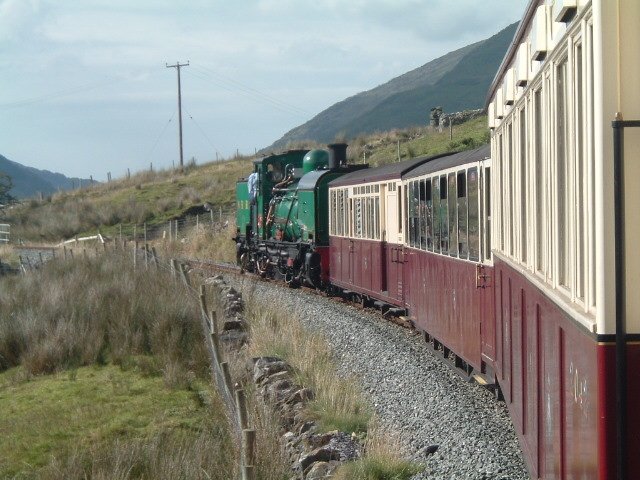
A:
[[166, 61, 189, 169]]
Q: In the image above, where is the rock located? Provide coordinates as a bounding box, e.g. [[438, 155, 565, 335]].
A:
[[299, 421, 316, 435], [223, 318, 246, 331], [284, 388, 314, 405], [219, 329, 248, 349], [254, 358, 290, 383], [305, 461, 333, 479], [299, 446, 341, 472]]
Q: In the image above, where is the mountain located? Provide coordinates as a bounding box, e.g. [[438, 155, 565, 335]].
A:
[[268, 22, 517, 150], [0, 154, 93, 199]]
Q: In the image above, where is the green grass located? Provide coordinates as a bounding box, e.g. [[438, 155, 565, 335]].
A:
[[352, 115, 489, 167], [0, 253, 239, 478], [333, 456, 423, 480], [0, 364, 228, 478]]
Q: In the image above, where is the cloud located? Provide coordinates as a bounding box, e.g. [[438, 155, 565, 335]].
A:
[[0, 0, 40, 41]]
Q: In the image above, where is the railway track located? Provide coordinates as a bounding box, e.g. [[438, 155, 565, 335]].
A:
[[185, 258, 528, 480]]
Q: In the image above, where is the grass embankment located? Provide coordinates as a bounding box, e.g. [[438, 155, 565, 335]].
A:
[[4, 157, 251, 242], [3, 116, 488, 245], [347, 115, 489, 167], [0, 254, 236, 479], [235, 279, 422, 480]]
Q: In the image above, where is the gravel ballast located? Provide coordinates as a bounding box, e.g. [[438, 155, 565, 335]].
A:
[[231, 276, 529, 480]]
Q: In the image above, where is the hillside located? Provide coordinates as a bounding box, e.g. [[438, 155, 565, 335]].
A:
[[268, 22, 517, 150], [0, 154, 92, 199], [2, 116, 487, 243]]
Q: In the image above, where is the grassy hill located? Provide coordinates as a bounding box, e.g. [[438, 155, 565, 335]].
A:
[[267, 22, 516, 150], [1, 117, 487, 244]]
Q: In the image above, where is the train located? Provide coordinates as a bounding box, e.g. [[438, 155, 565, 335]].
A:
[[234, 1, 640, 479]]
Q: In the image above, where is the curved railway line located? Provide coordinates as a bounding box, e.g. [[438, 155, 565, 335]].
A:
[[186, 258, 528, 479]]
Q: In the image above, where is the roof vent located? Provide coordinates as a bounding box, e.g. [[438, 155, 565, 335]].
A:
[[555, 0, 577, 23], [516, 42, 529, 87], [532, 5, 551, 61], [504, 68, 516, 106]]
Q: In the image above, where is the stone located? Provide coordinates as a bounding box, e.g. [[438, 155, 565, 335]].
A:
[[299, 446, 340, 472], [254, 358, 290, 383], [223, 319, 245, 331], [305, 461, 332, 479]]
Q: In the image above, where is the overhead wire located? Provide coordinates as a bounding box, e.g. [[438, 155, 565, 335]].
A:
[[183, 107, 220, 155], [185, 66, 310, 118], [143, 109, 177, 164], [0, 78, 126, 110], [192, 64, 311, 117]]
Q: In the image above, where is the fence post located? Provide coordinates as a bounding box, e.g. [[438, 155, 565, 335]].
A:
[[63, 245, 67, 260], [196, 214, 199, 229], [38, 252, 43, 265], [242, 429, 256, 480], [209, 309, 222, 365], [169, 220, 172, 242], [219, 205, 223, 224], [144, 243, 149, 269], [133, 241, 138, 270], [69, 249, 74, 259], [144, 222, 147, 246], [220, 361, 233, 395], [235, 389, 248, 430], [179, 263, 191, 287], [170, 258, 177, 278], [175, 220, 179, 241], [151, 247, 159, 269], [210, 210, 214, 228], [199, 285, 208, 316]]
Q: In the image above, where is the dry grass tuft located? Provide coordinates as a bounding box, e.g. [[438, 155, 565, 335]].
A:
[[240, 281, 371, 434], [0, 252, 209, 378], [333, 424, 423, 479], [37, 419, 235, 480]]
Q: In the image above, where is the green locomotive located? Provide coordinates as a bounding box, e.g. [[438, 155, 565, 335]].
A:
[[235, 143, 366, 287]]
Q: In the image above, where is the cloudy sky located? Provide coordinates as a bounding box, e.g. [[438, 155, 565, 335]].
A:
[[0, 0, 528, 180]]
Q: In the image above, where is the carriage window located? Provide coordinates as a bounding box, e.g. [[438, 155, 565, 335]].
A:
[[398, 185, 404, 237], [534, 88, 545, 274], [457, 170, 468, 259], [374, 197, 380, 239], [448, 173, 458, 256], [440, 175, 448, 252], [432, 177, 441, 254], [484, 167, 491, 261], [426, 180, 433, 250], [557, 59, 570, 288], [520, 107, 528, 264], [419, 180, 427, 250], [409, 181, 420, 248], [468, 168, 479, 261], [354, 198, 362, 238]]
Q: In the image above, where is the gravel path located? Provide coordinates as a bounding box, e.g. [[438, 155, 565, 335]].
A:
[[231, 276, 529, 480]]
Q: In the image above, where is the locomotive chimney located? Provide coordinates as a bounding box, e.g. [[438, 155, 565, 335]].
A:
[[328, 143, 348, 169]]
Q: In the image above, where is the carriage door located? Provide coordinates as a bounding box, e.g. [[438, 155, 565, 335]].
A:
[[384, 182, 403, 301], [478, 160, 496, 365]]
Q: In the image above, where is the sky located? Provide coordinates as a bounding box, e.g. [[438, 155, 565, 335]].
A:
[[0, 0, 528, 180]]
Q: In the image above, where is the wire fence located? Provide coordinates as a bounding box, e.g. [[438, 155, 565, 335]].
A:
[[11, 242, 256, 479], [0, 224, 9, 244]]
